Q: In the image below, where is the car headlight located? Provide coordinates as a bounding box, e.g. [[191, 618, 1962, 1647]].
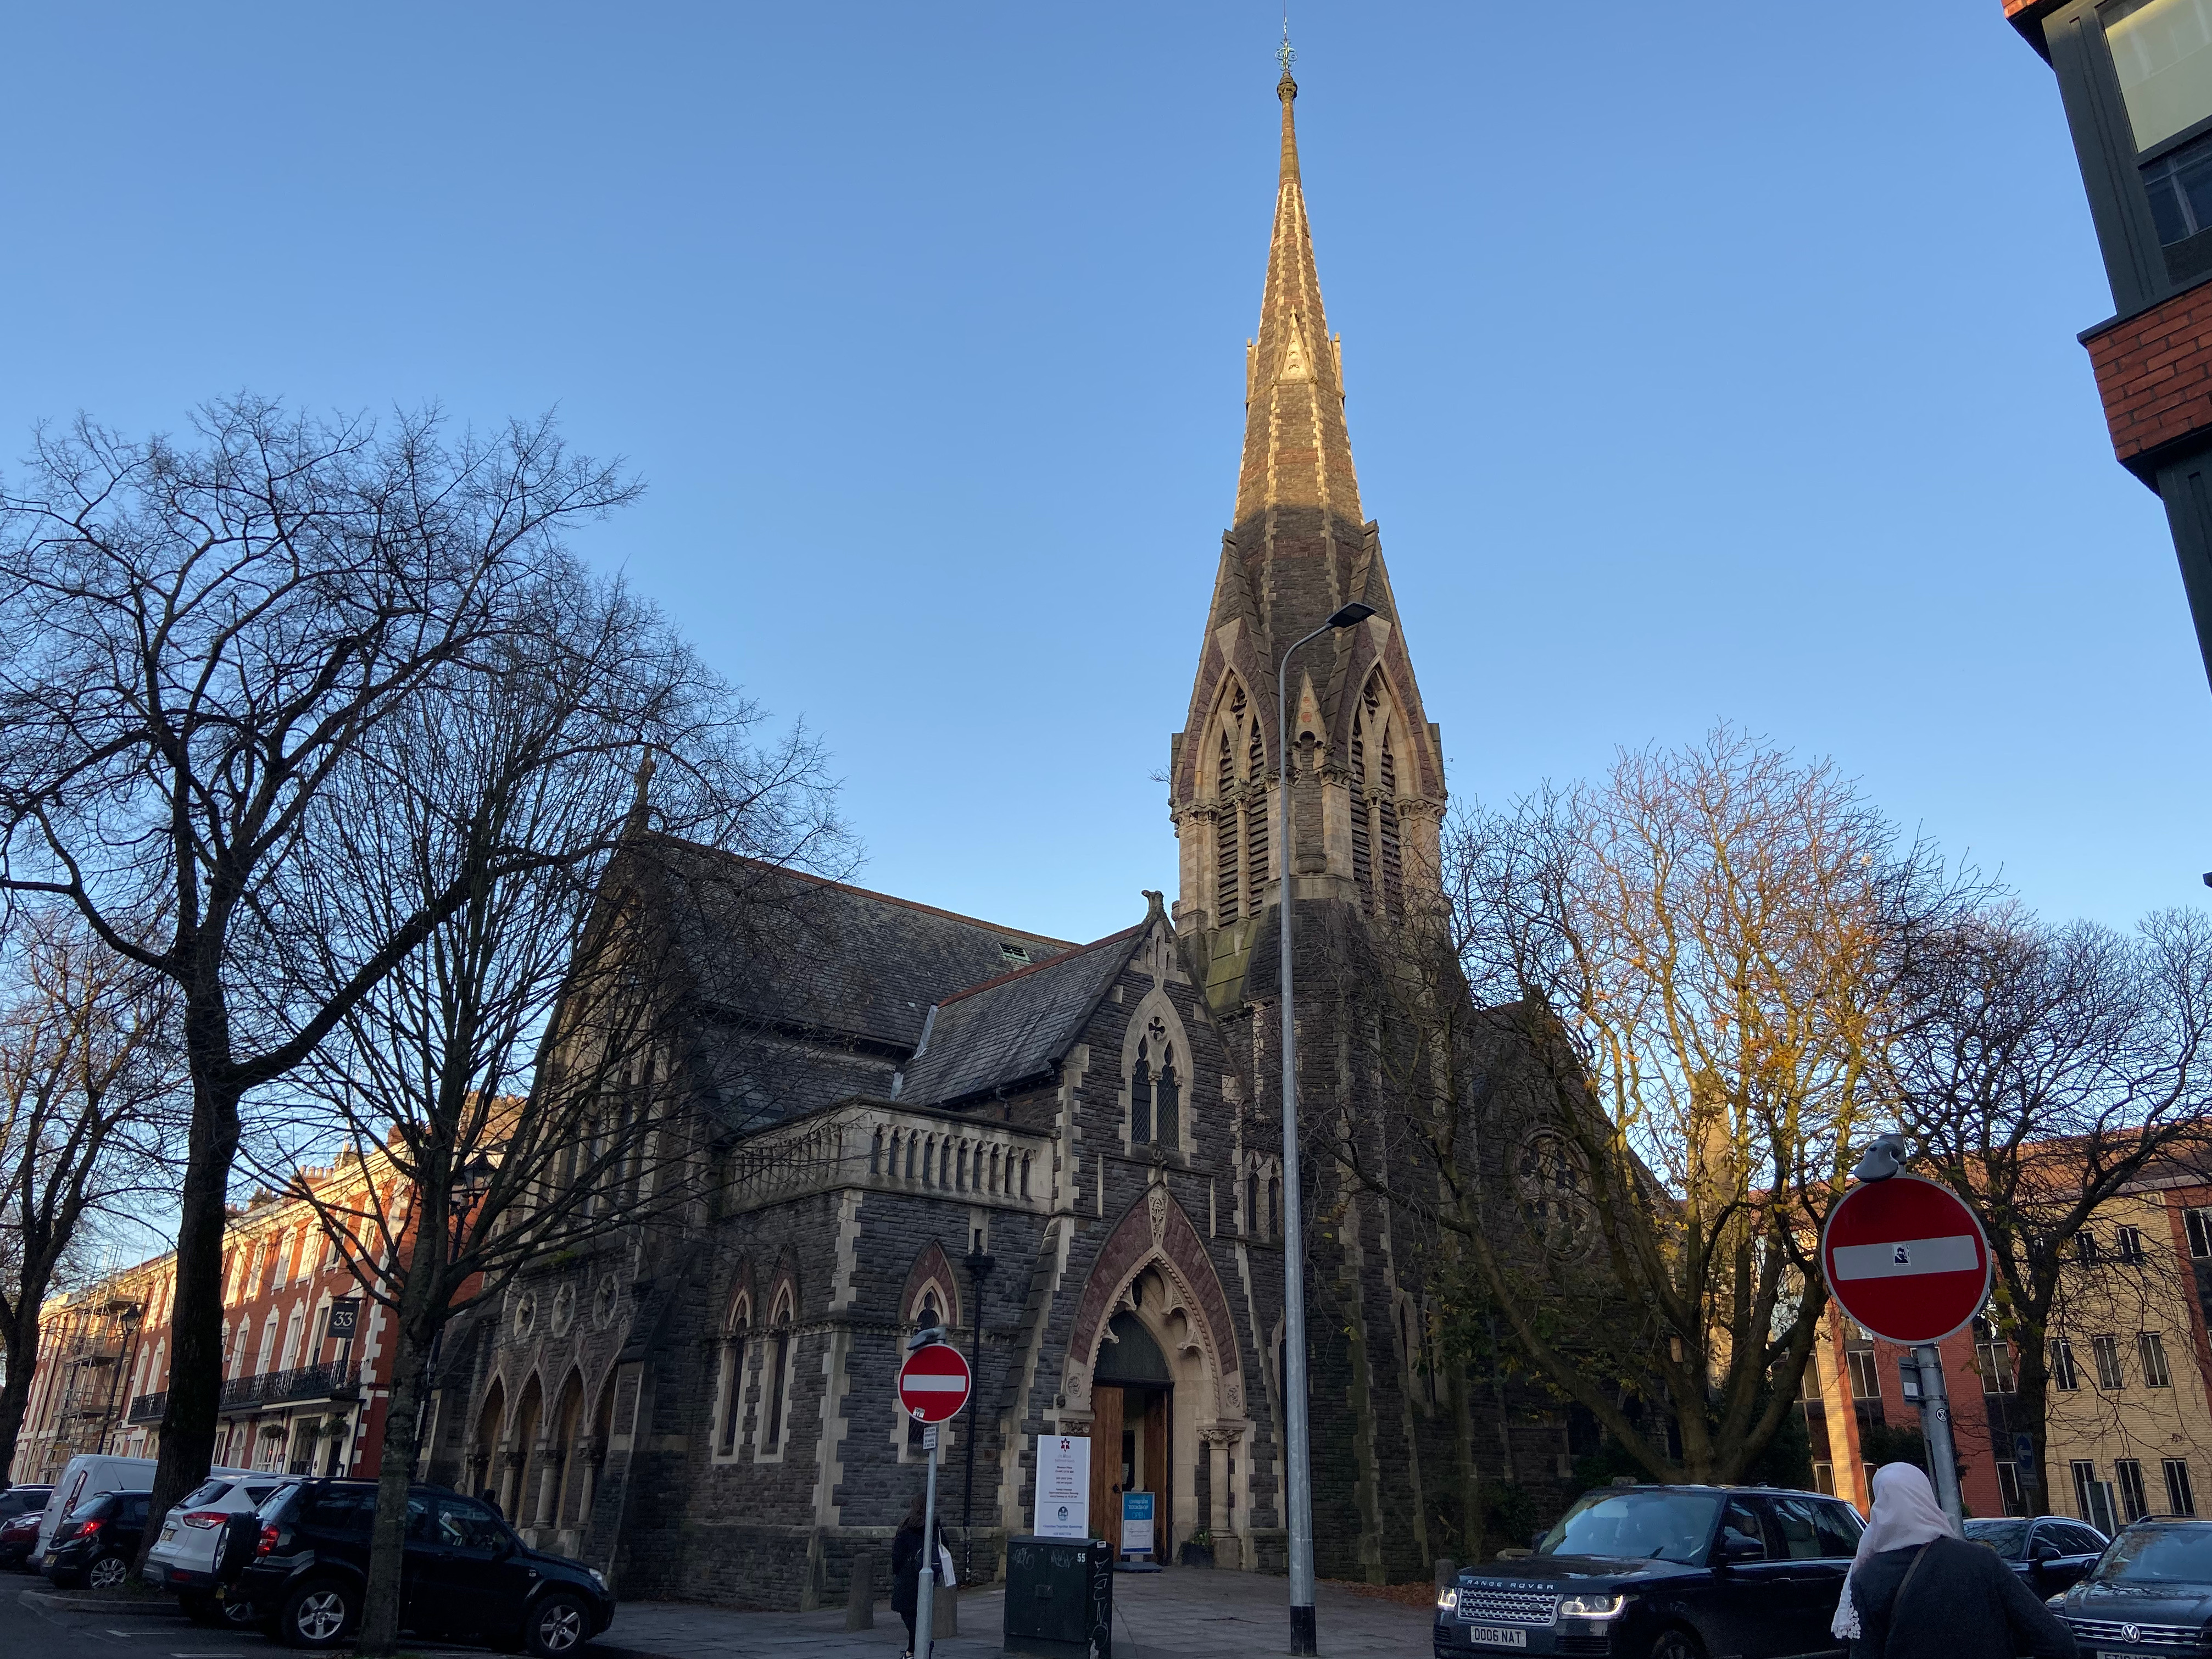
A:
[[589, 1568, 606, 1590], [1558, 1594, 1628, 1619], [1435, 1586, 1457, 1611]]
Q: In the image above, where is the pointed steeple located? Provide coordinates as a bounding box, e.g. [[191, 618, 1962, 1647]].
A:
[[1167, 63, 1447, 994], [1235, 68, 1363, 532]]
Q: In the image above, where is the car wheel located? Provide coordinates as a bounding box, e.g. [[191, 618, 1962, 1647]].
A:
[[279, 1580, 355, 1650], [523, 1592, 590, 1658], [1650, 1630, 1706, 1659], [85, 1552, 130, 1591]]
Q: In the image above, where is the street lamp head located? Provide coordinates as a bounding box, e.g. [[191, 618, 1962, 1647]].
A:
[[1325, 602, 1375, 629], [907, 1323, 948, 1351]]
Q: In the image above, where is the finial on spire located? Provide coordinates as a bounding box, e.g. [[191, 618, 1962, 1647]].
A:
[[1278, 5, 1297, 93]]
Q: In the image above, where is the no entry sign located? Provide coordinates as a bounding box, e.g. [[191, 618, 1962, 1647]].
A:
[[1820, 1173, 1991, 1346], [898, 1341, 973, 1424]]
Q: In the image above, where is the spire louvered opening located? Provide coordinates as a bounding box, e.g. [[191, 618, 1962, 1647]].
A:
[[1206, 675, 1274, 929], [1351, 709, 1372, 904], [1215, 729, 1240, 925], [1353, 673, 1404, 917], [1244, 710, 1269, 912], [1379, 734, 1402, 911]]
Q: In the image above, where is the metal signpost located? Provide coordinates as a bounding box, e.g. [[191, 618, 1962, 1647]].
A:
[[1819, 1156, 1992, 1529], [899, 1332, 973, 1659]]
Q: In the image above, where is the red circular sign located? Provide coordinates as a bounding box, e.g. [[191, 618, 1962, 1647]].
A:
[[897, 1342, 973, 1424], [1820, 1174, 1991, 1346]]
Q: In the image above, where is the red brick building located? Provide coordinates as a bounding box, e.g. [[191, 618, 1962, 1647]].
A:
[[10, 1148, 433, 1486]]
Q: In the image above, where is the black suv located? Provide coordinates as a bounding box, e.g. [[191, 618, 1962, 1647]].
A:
[[2053, 1517, 2212, 1657], [1436, 1485, 1865, 1659], [1963, 1515, 2109, 1599], [44, 1489, 151, 1591], [226, 1478, 614, 1655]]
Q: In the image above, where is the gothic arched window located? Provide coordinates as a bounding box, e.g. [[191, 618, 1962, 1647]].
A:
[[906, 1291, 942, 1452], [1352, 673, 1406, 917], [1244, 714, 1269, 912], [1246, 1170, 1261, 1239], [1131, 1041, 1154, 1144], [1156, 1047, 1181, 1149], [764, 1290, 794, 1454], [715, 1297, 751, 1458], [1216, 730, 1239, 923]]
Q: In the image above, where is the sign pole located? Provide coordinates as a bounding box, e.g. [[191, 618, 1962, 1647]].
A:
[[1913, 1345, 1964, 1530], [917, 1425, 940, 1659]]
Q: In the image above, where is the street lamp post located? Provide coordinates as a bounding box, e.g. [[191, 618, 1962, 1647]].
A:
[[1275, 599, 1374, 1656]]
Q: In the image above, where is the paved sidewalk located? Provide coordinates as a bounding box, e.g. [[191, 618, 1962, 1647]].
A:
[[603, 1568, 1430, 1659]]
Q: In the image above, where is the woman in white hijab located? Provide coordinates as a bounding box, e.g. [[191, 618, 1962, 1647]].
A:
[[1833, 1462, 2076, 1659], [1832, 1463, 1955, 1640]]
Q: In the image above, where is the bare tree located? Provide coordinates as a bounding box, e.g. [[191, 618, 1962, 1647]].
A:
[[250, 563, 841, 1655], [0, 398, 639, 1538], [1340, 728, 1970, 1484], [1891, 906, 2212, 1518], [0, 907, 179, 1477]]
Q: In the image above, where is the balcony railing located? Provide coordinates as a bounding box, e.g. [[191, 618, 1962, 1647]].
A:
[[218, 1360, 360, 1413], [127, 1391, 168, 1423]]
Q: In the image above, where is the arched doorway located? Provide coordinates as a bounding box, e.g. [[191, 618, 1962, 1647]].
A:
[[471, 1378, 506, 1508], [510, 1377, 544, 1539], [1060, 1186, 1249, 1565], [1092, 1310, 1173, 1558]]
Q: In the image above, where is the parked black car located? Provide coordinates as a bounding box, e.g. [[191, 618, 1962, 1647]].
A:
[[1962, 1515, 2109, 1599], [0, 1487, 54, 1571], [1436, 1485, 1866, 1659], [227, 1478, 614, 1655], [44, 1489, 151, 1590], [2054, 1518, 2212, 1658]]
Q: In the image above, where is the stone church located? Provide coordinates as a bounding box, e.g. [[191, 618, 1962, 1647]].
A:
[[418, 69, 1589, 1608]]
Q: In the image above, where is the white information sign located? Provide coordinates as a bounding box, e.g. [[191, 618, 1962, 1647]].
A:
[[1035, 1434, 1091, 1540]]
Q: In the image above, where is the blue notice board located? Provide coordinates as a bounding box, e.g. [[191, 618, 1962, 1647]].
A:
[[1120, 1490, 1155, 1557]]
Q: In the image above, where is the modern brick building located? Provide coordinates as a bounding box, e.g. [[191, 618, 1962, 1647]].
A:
[[414, 68, 1593, 1610]]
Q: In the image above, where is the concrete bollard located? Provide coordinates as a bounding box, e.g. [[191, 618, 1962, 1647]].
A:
[[1435, 1557, 1457, 1590], [845, 1550, 876, 1631]]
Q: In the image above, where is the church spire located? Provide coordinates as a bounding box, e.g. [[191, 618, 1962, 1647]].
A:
[[1168, 60, 1446, 993], [1234, 61, 1362, 532]]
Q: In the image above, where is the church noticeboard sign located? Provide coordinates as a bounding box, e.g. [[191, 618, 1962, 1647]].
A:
[[1120, 1490, 1154, 1557], [1035, 1435, 1091, 1539]]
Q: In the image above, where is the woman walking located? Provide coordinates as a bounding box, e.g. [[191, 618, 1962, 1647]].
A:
[[890, 1494, 946, 1659], [1835, 1462, 2077, 1659]]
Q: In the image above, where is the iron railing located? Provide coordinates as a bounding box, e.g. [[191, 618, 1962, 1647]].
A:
[[127, 1390, 168, 1423], [218, 1360, 360, 1412]]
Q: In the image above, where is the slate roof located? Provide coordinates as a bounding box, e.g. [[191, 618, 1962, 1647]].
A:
[[638, 833, 1076, 1054], [897, 925, 1145, 1109]]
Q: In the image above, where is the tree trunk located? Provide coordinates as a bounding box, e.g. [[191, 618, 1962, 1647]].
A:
[[0, 1304, 41, 1480], [138, 1065, 242, 1563], [358, 1293, 439, 1657]]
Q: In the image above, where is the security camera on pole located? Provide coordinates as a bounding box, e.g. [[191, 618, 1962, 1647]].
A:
[[899, 1326, 973, 1659], [1820, 1133, 1991, 1528]]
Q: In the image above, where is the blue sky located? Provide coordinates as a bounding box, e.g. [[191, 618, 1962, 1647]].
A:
[[4, 3, 2204, 947]]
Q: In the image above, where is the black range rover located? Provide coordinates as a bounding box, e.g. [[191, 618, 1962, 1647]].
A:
[[1436, 1485, 1865, 1659]]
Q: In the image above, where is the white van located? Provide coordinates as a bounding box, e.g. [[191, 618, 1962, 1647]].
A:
[[32, 1455, 256, 1570]]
